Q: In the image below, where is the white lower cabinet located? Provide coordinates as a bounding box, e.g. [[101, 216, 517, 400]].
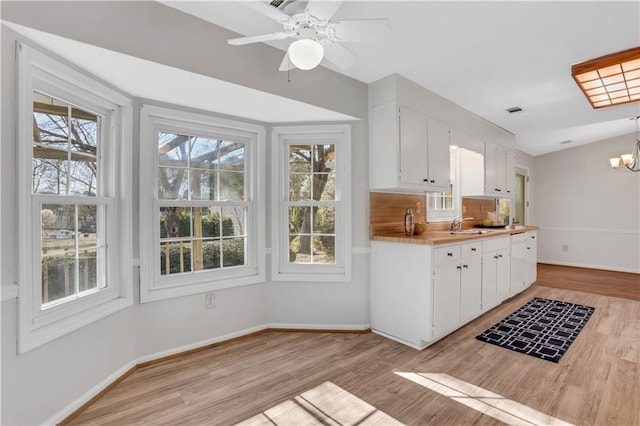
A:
[[460, 252, 482, 323], [524, 232, 538, 286], [481, 236, 511, 311], [511, 231, 537, 292], [371, 234, 531, 350]]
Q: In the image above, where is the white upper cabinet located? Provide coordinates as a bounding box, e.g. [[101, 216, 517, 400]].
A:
[[369, 74, 515, 195], [458, 140, 515, 197], [485, 142, 514, 196], [370, 104, 450, 192], [369, 77, 450, 193]]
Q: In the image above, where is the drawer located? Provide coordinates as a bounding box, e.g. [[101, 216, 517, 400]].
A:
[[511, 233, 528, 244], [482, 236, 510, 252], [434, 245, 461, 265], [461, 241, 481, 257]]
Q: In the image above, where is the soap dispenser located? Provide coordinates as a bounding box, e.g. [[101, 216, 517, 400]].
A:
[[404, 208, 415, 236]]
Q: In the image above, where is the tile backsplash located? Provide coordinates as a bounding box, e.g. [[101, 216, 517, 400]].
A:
[[370, 192, 501, 235]]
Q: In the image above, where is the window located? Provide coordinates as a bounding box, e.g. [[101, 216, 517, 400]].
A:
[[139, 105, 264, 302], [17, 44, 132, 353], [272, 125, 351, 281]]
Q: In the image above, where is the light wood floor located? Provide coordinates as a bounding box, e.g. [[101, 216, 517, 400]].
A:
[[70, 266, 640, 425]]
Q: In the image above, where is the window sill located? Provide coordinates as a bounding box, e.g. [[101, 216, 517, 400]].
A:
[[141, 270, 266, 303]]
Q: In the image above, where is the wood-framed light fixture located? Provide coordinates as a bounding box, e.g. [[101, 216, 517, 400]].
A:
[[571, 46, 640, 109]]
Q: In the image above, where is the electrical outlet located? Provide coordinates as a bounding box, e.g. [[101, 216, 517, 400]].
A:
[[205, 292, 216, 309], [562, 245, 569, 252]]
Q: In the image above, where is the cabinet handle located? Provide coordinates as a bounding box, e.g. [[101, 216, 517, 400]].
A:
[[471, 247, 477, 252], [430, 179, 435, 183], [457, 265, 462, 270], [526, 247, 531, 250], [447, 252, 453, 257], [530, 236, 536, 239], [495, 188, 501, 192], [498, 254, 503, 258], [494, 255, 499, 259], [423, 178, 429, 182], [463, 264, 468, 268]]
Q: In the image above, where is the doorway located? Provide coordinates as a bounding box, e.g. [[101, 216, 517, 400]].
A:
[[514, 166, 529, 225]]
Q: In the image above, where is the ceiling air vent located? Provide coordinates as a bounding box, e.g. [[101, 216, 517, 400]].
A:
[[505, 106, 524, 114], [269, 0, 297, 9]]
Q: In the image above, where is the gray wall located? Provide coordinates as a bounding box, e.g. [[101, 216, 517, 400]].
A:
[[1, 2, 370, 424], [532, 135, 640, 272]]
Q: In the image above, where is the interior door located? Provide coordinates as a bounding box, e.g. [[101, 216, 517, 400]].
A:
[[514, 166, 529, 225]]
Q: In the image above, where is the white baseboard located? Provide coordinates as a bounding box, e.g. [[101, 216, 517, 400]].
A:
[[269, 322, 371, 331], [538, 259, 640, 274], [44, 360, 137, 426], [135, 324, 269, 364]]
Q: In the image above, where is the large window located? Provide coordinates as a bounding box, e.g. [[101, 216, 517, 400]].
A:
[[18, 44, 132, 353], [139, 106, 264, 302], [272, 125, 351, 281]]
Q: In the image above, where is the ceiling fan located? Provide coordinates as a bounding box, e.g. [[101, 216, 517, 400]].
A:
[[227, 0, 391, 71]]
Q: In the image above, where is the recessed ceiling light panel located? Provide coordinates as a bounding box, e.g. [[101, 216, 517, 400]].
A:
[[572, 46, 640, 109]]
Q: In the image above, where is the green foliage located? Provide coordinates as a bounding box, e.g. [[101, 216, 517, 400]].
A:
[[160, 210, 234, 238], [42, 254, 97, 302], [160, 239, 245, 275]]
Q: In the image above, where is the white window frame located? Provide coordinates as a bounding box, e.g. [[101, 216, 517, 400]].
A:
[[139, 105, 265, 302], [271, 125, 351, 282], [17, 44, 133, 354]]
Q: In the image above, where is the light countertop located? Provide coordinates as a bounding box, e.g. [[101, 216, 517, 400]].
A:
[[371, 226, 539, 245]]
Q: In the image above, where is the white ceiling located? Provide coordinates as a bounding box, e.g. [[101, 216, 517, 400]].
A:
[[163, 0, 640, 156], [2, 22, 356, 124]]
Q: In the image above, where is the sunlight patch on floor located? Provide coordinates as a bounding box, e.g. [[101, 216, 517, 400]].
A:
[[235, 381, 404, 426], [395, 372, 573, 426]]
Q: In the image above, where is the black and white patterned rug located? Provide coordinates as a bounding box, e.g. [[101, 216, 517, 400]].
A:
[[476, 297, 595, 363]]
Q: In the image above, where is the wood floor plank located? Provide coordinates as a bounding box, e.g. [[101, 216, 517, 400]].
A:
[[70, 266, 640, 425]]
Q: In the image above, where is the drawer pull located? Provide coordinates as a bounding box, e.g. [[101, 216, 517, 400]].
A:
[[463, 264, 469, 268], [447, 252, 453, 257], [471, 247, 477, 252], [456, 265, 462, 270]]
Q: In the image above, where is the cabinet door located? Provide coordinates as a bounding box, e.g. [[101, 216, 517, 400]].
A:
[[399, 106, 429, 188], [433, 263, 461, 339], [510, 241, 526, 294], [426, 118, 450, 191], [505, 149, 515, 195], [460, 255, 482, 322], [482, 254, 497, 311], [525, 232, 538, 286], [496, 249, 511, 302], [484, 143, 497, 194], [496, 145, 507, 194]]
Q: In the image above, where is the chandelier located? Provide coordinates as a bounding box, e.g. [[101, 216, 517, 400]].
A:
[[609, 116, 640, 172]]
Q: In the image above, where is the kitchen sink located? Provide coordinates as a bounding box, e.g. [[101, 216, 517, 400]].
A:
[[450, 229, 490, 235]]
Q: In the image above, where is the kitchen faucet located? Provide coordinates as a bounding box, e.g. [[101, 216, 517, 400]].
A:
[[450, 216, 463, 231]]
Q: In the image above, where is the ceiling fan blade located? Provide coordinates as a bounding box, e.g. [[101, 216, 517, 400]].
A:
[[278, 51, 296, 71], [228, 32, 290, 46], [244, 1, 294, 24], [323, 42, 357, 70], [305, 0, 344, 22], [328, 19, 391, 42]]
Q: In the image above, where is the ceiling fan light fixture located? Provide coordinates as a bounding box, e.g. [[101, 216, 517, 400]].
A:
[[288, 39, 324, 70]]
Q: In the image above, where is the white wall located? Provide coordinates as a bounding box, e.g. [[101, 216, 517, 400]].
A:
[[1, 2, 370, 424], [533, 135, 640, 272]]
